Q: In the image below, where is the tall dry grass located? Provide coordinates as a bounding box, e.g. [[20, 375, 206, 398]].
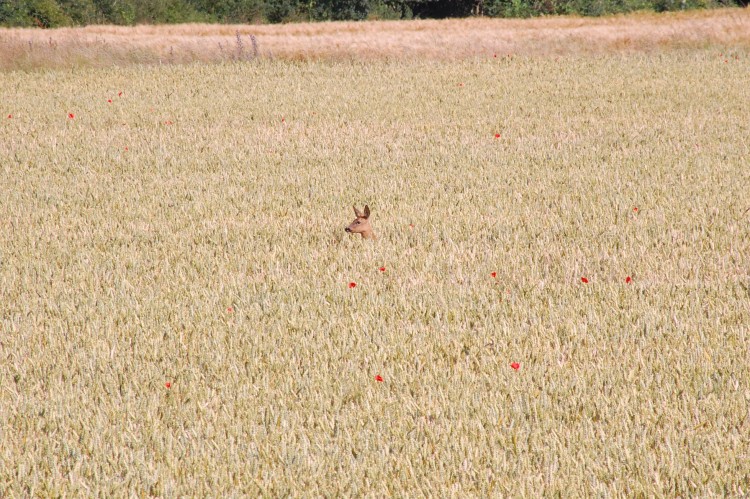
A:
[[1, 48, 749, 495], [1, 8, 749, 70]]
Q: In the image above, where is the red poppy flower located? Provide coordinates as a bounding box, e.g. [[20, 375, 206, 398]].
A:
[[107, 99, 112, 103], [349, 282, 356, 288], [581, 277, 589, 283], [625, 276, 632, 284], [68, 113, 74, 119], [510, 362, 520, 370], [494, 133, 501, 139], [379, 267, 386, 272], [6, 114, 11, 119], [491, 272, 497, 278], [633, 207, 638, 212], [164, 120, 173, 125], [458, 82, 464, 87], [118, 91, 123, 97], [494, 53, 497, 58], [165, 381, 172, 389], [375, 375, 383, 382], [124, 147, 128, 151], [409, 224, 414, 229], [227, 307, 233, 313]]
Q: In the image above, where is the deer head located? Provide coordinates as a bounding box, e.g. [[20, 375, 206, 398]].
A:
[[345, 205, 376, 240]]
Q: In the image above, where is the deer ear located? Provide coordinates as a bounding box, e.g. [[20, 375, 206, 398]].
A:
[[363, 205, 370, 218], [353, 205, 363, 218]]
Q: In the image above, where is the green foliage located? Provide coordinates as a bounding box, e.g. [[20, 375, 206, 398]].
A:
[[186, 0, 265, 23], [313, 0, 371, 19], [0, 0, 745, 25], [264, 0, 305, 22], [480, 0, 729, 16], [407, 0, 475, 18], [15, 0, 73, 27], [90, 0, 136, 24], [0, 0, 33, 26], [57, 0, 102, 24], [126, 0, 211, 23], [367, 0, 408, 19], [483, 0, 535, 17]]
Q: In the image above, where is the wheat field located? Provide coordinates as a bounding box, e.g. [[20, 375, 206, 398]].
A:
[[1, 35, 750, 495], [2, 8, 750, 69]]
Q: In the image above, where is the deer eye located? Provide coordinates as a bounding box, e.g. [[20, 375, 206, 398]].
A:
[[355, 220, 361, 224]]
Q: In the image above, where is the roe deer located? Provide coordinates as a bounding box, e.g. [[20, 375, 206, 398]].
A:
[[345, 205, 376, 240]]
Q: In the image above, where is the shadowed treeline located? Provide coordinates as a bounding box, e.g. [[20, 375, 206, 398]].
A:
[[0, 0, 747, 27]]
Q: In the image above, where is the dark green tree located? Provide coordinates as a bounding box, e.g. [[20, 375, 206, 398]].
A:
[[127, 0, 209, 23], [0, 0, 32, 26], [57, 0, 102, 24], [186, 0, 264, 22], [1, 0, 74, 27], [90, 0, 136, 24], [1, 0, 747, 27], [405, 0, 475, 18], [312, 0, 371, 19]]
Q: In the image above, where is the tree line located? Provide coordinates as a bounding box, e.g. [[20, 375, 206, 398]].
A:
[[0, 0, 744, 27]]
